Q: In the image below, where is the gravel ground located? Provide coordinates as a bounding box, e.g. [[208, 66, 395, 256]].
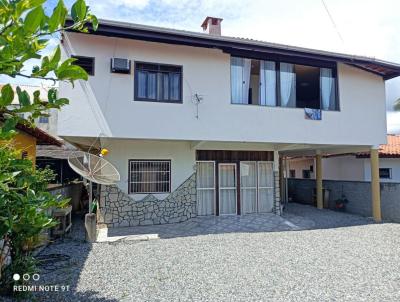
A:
[[3, 205, 400, 302]]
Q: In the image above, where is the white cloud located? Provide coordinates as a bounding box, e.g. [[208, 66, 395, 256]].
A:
[[387, 111, 400, 134]]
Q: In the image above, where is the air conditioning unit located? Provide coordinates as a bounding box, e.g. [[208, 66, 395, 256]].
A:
[[111, 58, 131, 74]]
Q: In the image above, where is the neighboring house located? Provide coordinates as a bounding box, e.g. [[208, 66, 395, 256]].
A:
[[0, 83, 78, 181], [58, 17, 400, 226], [1, 122, 61, 166], [288, 134, 400, 183]]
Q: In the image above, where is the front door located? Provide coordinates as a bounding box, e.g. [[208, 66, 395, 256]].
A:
[[196, 161, 216, 216], [240, 162, 257, 214], [218, 163, 237, 215], [257, 162, 274, 213]]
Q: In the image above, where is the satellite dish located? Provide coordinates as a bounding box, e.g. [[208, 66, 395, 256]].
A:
[[68, 151, 120, 213]]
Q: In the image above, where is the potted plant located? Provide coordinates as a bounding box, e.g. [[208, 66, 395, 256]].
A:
[[334, 194, 349, 211]]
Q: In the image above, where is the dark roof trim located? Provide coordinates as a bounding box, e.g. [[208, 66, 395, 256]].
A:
[[65, 18, 400, 80], [16, 123, 62, 146]]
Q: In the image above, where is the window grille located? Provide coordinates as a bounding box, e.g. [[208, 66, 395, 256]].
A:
[[129, 160, 171, 193]]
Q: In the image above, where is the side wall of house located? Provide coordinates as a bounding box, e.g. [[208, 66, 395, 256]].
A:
[[322, 156, 365, 181], [59, 32, 387, 147], [363, 158, 400, 182], [287, 156, 365, 181], [12, 132, 37, 166]]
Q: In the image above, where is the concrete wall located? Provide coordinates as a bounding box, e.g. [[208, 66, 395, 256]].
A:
[[288, 178, 400, 222], [59, 32, 387, 147]]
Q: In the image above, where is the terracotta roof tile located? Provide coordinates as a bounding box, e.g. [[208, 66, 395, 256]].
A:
[[356, 135, 400, 158], [378, 134, 400, 157]]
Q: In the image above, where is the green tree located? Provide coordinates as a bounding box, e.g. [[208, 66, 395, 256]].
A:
[[0, 0, 98, 138], [0, 0, 97, 296]]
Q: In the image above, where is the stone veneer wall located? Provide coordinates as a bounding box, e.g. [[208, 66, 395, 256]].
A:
[[98, 173, 197, 227]]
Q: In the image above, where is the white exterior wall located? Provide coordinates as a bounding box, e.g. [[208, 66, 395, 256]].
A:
[[322, 156, 365, 181], [59, 32, 387, 147], [287, 158, 315, 179], [289, 156, 365, 181], [289, 156, 400, 182], [101, 139, 278, 196], [363, 158, 400, 182], [103, 139, 195, 197]]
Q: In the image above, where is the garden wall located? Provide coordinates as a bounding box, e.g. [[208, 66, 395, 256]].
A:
[[288, 178, 400, 222]]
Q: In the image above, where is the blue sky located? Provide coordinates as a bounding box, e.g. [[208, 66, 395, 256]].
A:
[[3, 0, 400, 132]]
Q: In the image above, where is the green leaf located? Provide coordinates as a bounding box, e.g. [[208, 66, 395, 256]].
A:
[[2, 117, 18, 134], [16, 87, 31, 107], [54, 98, 69, 106], [48, 88, 57, 103], [48, 0, 67, 32], [71, 0, 87, 22], [49, 45, 61, 69], [89, 14, 98, 31], [0, 84, 14, 106], [57, 65, 88, 81], [24, 6, 45, 34]]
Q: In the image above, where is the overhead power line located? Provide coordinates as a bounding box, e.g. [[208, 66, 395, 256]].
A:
[[321, 0, 345, 45]]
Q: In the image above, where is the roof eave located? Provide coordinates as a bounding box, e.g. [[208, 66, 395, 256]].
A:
[[64, 18, 400, 80]]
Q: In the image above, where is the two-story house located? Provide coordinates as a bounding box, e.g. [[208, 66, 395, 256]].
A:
[[58, 17, 400, 227]]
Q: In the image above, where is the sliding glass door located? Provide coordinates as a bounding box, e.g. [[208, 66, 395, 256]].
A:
[[219, 163, 237, 215], [197, 160, 274, 216], [258, 162, 274, 213], [196, 161, 215, 216], [240, 162, 257, 214]]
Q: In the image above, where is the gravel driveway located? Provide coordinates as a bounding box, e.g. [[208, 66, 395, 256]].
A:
[[7, 204, 400, 302]]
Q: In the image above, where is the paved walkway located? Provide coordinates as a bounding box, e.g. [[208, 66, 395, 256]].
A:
[[101, 203, 373, 241]]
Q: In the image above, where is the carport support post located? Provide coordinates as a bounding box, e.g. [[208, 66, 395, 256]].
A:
[[370, 147, 382, 222], [316, 151, 323, 210]]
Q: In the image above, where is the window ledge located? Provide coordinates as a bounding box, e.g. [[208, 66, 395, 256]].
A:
[[133, 99, 183, 104]]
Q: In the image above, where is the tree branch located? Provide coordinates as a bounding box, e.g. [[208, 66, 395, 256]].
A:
[[16, 73, 59, 83]]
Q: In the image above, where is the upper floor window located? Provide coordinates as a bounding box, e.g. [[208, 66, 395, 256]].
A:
[[71, 56, 95, 76], [134, 62, 182, 103], [230, 56, 338, 111]]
